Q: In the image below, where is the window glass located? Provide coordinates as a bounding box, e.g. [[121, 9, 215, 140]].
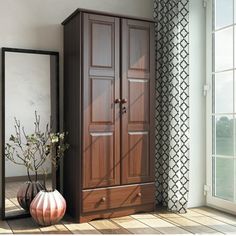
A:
[[215, 0, 233, 29]]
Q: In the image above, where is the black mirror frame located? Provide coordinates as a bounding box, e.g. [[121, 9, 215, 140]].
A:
[[1, 47, 60, 220]]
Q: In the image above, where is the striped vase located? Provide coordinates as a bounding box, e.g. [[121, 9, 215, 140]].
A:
[[30, 190, 66, 226]]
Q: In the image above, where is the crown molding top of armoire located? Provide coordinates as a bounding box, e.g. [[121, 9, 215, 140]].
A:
[[61, 8, 155, 25]]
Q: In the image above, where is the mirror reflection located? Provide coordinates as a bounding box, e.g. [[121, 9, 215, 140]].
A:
[[4, 50, 58, 218]]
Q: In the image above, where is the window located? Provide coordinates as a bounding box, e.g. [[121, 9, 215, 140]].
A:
[[206, 0, 236, 212]]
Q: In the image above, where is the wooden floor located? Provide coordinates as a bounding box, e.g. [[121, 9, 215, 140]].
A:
[[2, 207, 236, 234]]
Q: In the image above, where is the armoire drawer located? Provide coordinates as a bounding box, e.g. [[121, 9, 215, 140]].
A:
[[82, 183, 154, 213]]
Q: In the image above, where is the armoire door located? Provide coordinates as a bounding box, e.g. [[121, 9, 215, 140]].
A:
[[121, 19, 155, 184], [83, 13, 120, 189]]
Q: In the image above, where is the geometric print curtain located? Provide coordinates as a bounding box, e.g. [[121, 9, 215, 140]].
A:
[[154, 0, 190, 213]]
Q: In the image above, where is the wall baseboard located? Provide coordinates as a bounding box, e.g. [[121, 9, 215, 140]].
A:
[[5, 174, 52, 183]]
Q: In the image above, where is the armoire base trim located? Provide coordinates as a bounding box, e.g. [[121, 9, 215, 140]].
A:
[[79, 203, 155, 223]]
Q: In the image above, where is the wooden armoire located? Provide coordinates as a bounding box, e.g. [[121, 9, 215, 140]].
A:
[[62, 8, 155, 223]]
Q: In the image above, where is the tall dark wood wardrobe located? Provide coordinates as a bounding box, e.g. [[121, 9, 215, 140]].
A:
[[62, 8, 155, 223]]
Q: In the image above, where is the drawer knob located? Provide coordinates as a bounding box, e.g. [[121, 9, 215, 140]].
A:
[[101, 197, 106, 202], [137, 192, 142, 197]]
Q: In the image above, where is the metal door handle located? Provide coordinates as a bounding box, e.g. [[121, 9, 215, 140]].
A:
[[114, 98, 121, 104], [121, 98, 128, 104]]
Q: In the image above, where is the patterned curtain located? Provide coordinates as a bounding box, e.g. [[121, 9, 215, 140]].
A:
[[154, 0, 190, 213]]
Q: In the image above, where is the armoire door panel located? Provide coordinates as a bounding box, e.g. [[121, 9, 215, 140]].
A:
[[91, 23, 113, 68], [128, 132, 149, 180], [128, 79, 149, 123], [91, 78, 114, 124], [90, 133, 115, 183], [122, 19, 154, 185], [89, 14, 115, 71], [83, 13, 120, 189], [129, 27, 150, 71]]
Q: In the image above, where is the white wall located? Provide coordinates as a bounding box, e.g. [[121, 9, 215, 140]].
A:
[[188, 0, 206, 207]]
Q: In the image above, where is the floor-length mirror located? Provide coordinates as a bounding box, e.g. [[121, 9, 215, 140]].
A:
[[1, 48, 59, 219]]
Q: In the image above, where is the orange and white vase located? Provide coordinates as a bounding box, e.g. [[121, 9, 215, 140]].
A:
[[30, 190, 66, 226]]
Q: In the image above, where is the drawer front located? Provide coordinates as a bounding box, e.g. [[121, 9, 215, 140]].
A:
[[82, 183, 154, 213]]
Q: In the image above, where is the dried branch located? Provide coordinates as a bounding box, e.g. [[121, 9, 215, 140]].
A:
[[5, 111, 69, 190]]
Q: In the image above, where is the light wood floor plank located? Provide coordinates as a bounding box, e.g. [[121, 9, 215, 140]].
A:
[[131, 213, 191, 234], [62, 221, 101, 234], [158, 213, 222, 234], [89, 219, 130, 234], [182, 211, 236, 234], [111, 216, 161, 234], [7, 218, 41, 234], [39, 223, 71, 234], [0, 220, 13, 234], [155, 208, 203, 218], [191, 207, 236, 226]]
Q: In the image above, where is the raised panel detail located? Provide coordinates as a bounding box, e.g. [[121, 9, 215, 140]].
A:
[[91, 133, 114, 181], [91, 78, 114, 123], [129, 27, 149, 71], [128, 132, 149, 179], [129, 80, 149, 123], [91, 23, 113, 68]]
